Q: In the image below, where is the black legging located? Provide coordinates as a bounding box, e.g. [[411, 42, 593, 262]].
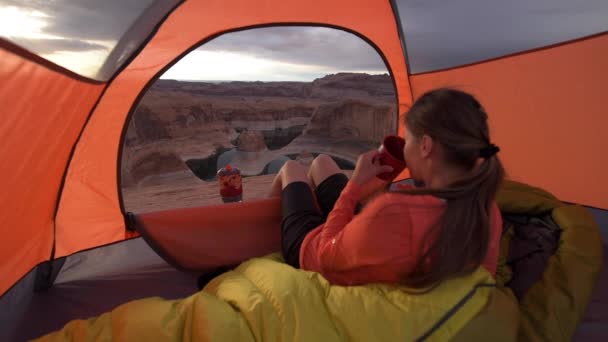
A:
[[280, 173, 360, 267]]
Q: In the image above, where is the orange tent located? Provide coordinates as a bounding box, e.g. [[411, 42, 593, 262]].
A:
[[0, 0, 606, 340]]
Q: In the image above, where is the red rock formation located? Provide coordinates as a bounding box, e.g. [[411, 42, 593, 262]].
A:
[[305, 99, 396, 142]]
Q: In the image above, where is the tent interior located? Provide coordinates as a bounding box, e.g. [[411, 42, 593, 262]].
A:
[[1, 201, 606, 341], [1, 0, 607, 341], [1, 202, 607, 341]]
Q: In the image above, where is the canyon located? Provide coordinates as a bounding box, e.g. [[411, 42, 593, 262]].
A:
[[121, 73, 398, 212]]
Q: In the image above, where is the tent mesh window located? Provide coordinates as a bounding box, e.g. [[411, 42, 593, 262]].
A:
[[119, 26, 399, 213]]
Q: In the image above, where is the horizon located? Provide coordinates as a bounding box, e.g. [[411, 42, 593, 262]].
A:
[[159, 71, 391, 84]]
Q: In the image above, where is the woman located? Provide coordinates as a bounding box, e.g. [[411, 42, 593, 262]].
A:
[[270, 88, 505, 287]]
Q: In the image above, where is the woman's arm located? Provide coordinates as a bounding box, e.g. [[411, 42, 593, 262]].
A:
[[359, 176, 392, 206], [315, 187, 411, 274]]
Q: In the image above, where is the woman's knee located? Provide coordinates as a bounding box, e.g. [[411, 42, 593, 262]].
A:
[[281, 159, 305, 174], [308, 154, 343, 188], [310, 154, 341, 180], [311, 154, 337, 170], [279, 160, 310, 185]]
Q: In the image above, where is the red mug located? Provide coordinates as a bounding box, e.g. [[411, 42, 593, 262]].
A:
[[375, 135, 406, 181]]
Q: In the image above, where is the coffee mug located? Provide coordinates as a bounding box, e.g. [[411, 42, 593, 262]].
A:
[[375, 135, 406, 181]]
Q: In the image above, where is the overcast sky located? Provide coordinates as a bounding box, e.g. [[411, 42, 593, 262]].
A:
[[161, 27, 389, 81]]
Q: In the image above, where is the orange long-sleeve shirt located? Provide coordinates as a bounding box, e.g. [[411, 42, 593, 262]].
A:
[[299, 181, 502, 286]]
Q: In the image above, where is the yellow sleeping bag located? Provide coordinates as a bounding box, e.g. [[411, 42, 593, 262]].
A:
[[36, 253, 500, 342], [495, 180, 603, 341]]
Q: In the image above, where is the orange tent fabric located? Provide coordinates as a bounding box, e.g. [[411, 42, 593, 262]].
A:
[[0, 46, 104, 295], [411, 33, 608, 209]]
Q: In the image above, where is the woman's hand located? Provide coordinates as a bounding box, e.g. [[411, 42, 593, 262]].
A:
[[351, 150, 393, 186]]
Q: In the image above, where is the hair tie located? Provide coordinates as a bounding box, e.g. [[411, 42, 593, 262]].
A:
[[479, 144, 500, 159]]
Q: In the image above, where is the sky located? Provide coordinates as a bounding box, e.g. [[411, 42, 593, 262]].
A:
[[160, 27, 388, 82], [0, 0, 388, 81]]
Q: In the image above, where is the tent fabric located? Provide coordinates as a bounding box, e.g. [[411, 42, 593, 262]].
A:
[[54, 0, 413, 259], [134, 176, 407, 272], [1, 238, 198, 342], [588, 207, 608, 243], [135, 198, 282, 271], [1, 0, 181, 81], [393, 0, 608, 73], [35, 253, 500, 342], [411, 32, 608, 210], [574, 248, 608, 341], [0, 259, 38, 341], [0, 44, 104, 296]]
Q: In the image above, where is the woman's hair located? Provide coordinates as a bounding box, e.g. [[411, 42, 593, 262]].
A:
[[400, 88, 505, 288]]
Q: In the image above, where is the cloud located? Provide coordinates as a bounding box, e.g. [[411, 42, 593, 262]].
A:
[[161, 27, 389, 81], [161, 49, 359, 82], [160, 26, 390, 81], [3, 0, 153, 42], [199, 27, 388, 73], [10, 37, 109, 54]]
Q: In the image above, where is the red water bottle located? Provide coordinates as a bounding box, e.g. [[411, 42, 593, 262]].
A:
[[217, 164, 243, 203]]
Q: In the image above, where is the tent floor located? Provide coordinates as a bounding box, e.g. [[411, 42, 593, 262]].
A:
[[573, 245, 608, 341], [575, 208, 608, 341], [3, 238, 199, 341], [2, 242, 607, 341]]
